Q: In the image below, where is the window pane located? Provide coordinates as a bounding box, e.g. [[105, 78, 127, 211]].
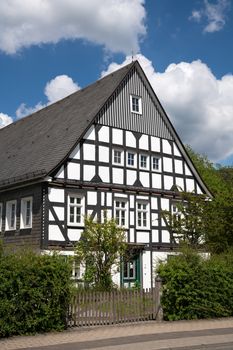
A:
[[70, 197, 75, 203]]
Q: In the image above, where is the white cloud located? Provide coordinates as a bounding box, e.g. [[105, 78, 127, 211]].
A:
[[0, 112, 13, 128], [102, 55, 233, 162], [189, 0, 230, 33], [16, 74, 80, 119], [0, 0, 146, 55]]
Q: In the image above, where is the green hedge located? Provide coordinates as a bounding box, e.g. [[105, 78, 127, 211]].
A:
[[157, 249, 233, 321], [0, 249, 73, 337]]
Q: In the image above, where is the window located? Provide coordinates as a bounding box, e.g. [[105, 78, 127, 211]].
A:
[[172, 203, 182, 224], [123, 260, 136, 279], [113, 149, 123, 165], [20, 197, 33, 229], [130, 95, 142, 114], [6, 200, 17, 231], [115, 199, 128, 227], [68, 194, 85, 226], [152, 156, 160, 171], [127, 152, 135, 167], [0, 203, 2, 231], [140, 154, 148, 169], [137, 201, 149, 228]]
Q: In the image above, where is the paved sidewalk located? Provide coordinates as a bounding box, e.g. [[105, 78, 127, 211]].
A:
[[0, 318, 233, 350]]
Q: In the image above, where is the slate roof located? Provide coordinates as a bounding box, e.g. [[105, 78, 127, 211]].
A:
[[0, 62, 135, 189]]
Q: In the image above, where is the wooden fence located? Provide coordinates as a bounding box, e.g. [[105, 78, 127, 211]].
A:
[[68, 285, 162, 327]]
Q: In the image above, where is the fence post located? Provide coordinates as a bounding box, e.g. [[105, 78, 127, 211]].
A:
[[155, 276, 163, 321]]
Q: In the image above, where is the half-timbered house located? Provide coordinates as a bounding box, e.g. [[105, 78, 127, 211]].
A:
[[0, 61, 211, 288]]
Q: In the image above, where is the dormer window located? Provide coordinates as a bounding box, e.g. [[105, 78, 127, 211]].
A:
[[130, 95, 142, 114]]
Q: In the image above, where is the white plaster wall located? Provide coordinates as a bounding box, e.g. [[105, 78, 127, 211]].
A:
[[151, 136, 160, 152], [68, 228, 82, 241], [175, 177, 184, 191], [49, 207, 64, 221], [151, 213, 158, 226], [83, 165, 95, 181], [186, 178, 195, 192], [130, 228, 135, 242], [125, 131, 136, 148], [70, 144, 80, 159], [151, 197, 158, 210], [161, 198, 169, 211], [112, 128, 123, 145], [162, 139, 172, 154], [164, 175, 173, 190], [163, 157, 173, 173], [67, 162, 80, 180], [114, 193, 127, 198], [196, 184, 203, 194], [83, 125, 95, 140], [185, 164, 192, 176], [126, 169, 137, 185], [139, 135, 149, 150], [130, 195, 135, 208], [48, 188, 64, 203], [152, 173, 162, 189], [101, 192, 105, 206], [137, 231, 149, 243], [112, 168, 124, 184], [83, 143, 95, 161], [130, 211, 134, 226], [142, 251, 151, 289], [173, 144, 181, 157], [107, 193, 112, 206], [87, 191, 97, 206], [175, 159, 183, 174], [55, 166, 64, 179], [152, 230, 159, 243], [99, 166, 110, 183], [99, 146, 109, 163], [48, 225, 64, 241], [98, 126, 109, 143], [162, 230, 170, 243], [139, 172, 150, 187]]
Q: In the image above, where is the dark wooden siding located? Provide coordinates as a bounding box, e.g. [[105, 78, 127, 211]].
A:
[[0, 184, 43, 251]]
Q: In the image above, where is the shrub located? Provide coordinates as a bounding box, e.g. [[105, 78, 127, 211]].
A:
[[0, 250, 73, 337], [157, 248, 233, 321]]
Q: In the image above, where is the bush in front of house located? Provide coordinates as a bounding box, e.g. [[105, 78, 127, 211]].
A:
[[157, 248, 233, 321], [0, 247, 73, 338]]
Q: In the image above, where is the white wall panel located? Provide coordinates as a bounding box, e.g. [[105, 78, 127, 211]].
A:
[[162, 230, 170, 243], [162, 139, 172, 154], [151, 213, 158, 226], [101, 192, 105, 206], [55, 166, 64, 179], [68, 228, 82, 241], [142, 251, 151, 289], [83, 143, 95, 161], [48, 188, 64, 203], [139, 172, 150, 188], [185, 164, 192, 176], [70, 144, 80, 159], [151, 197, 158, 210], [139, 135, 149, 150], [67, 162, 80, 180], [137, 231, 149, 243], [164, 175, 173, 190], [130, 195, 135, 208], [126, 169, 137, 185], [112, 168, 124, 184], [151, 136, 160, 152], [161, 198, 169, 211], [175, 159, 183, 174], [175, 177, 184, 191], [99, 166, 110, 183], [196, 184, 203, 194], [125, 131, 136, 148], [163, 157, 173, 173], [152, 173, 162, 189], [173, 144, 181, 156], [83, 165, 95, 181], [87, 191, 97, 206], [186, 178, 195, 192], [152, 230, 159, 242], [114, 193, 127, 198], [49, 207, 64, 221], [130, 211, 134, 225], [107, 193, 112, 206], [98, 126, 109, 143], [112, 128, 123, 145], [83, 125, 95, 140], [48, 225, 64, 241], [130, 228, 135, 242], [99, 146, 109, 163]]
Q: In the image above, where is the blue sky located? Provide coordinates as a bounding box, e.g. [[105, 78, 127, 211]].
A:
[[0, 0, 233, 165]]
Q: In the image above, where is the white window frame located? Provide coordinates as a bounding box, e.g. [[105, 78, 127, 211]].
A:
[[123, 260, 136, 280], [20, 197, 33, 229], [130, 95, 142, 114], [68, 194, 85, 226], [140, 154, 148, 170], [113, 149, 124, 166], [114, 199, 128, 228], [136, 200, 150, 229], [127, 151, 136, 168], [6, 200, 17, 231], [152, 156, 161, 172], [0, 203, 2, 231]]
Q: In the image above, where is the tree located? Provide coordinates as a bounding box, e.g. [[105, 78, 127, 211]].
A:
[[75, 216, 127, 291]]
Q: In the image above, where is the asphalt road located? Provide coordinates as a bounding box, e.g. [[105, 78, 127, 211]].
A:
[[19, 327, 233, 350]]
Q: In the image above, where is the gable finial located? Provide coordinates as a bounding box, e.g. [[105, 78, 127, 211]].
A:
[[131, 50, 134, 62]]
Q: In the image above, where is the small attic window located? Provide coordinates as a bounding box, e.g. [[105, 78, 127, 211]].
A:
[[130, 95, 142, 114]]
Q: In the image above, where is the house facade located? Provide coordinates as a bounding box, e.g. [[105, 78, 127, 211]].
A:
[[0, 61, 211, 288]]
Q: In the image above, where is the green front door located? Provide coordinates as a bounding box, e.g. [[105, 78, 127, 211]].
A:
[[121, 254, 141, 288]]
